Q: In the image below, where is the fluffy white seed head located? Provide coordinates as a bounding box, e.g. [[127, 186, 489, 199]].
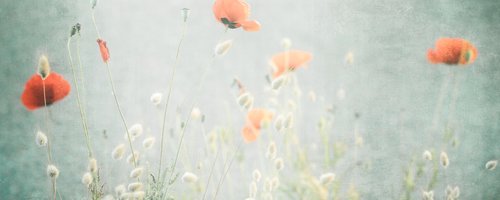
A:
[[102, 195, 114, 200], [181, 172, 198, 183], [274, 157, 284, 171], [422, 190, 434, 200], [274, 115, 285, 132], [485, 160, 498, 171], [191, 107, 202, 120], [271, 177, 280, 190], [88, 158, 98, 173], [237, 92, 254, 110], [38, 55, 51, 79], [319, 173, 335, 185], [112, 144, 126, 160], [266, 142, 277, 160], [284, 113, 294, 129], [82, 172, 93, 186], [114, 184, 126, 197], [281, 38, 292, 49], [127, 152, 140, 165], [35, 131, 48, 147], [129, 124, 143, 138], [337, 88, 346, 100], [271, 75, 287, 91], [142, 137, 155, 150], [446, 185, 459, 199], [345, 51, 354, 65], [252, 169, 261, 182], [308, 91, 317, 102], [47, 165, 59, 179], [130, 167, 144, 179], [249, 181, 257, 198], [214, 40, 233, 56], [150, 92, 162, 106], [127, 182, 143, 192], [132, 191, 145, 199], [423, 150, 433, 161], [440, 151, 449, 168], [264, 178, 272, 192]]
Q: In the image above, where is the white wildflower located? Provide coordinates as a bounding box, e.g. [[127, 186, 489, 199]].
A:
[[129, 124, 143, 138], [281, 38, 292, 49], [271, 75, 287, 91], [266, 142, 277, 160], [191, 107, 202, 120], [345, 51, 354, 65], [274, 115, 285, 132], [35, 131, 48, 147], [252, 169, 261, 182], [130, 167, 144, 179], [47, 165, 59, 179], [284, 113, 293, 129], [127, 152, 140, 165], [127, 182, 143, 192], [38, 55, 51, 79], [115, 184, 126, 197], [271, 177, 280, 190], [88, 158, 98, 173], [274, 157, 284, 171], [422, 190, 434, 200], [423, 150, 433, 161], [440, 151, 449, 168]]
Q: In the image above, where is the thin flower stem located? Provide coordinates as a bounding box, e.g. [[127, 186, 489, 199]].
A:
[[76, 35, 87, 110], [42, 81, 53, 163], [52, 179, 57, 200], [213, 140, 243, 200], [67, 37, 93, 158], [104, 62, 138, 167], [90, 9, 101, 39], [202, 149, 220, 200], [158, 20, 189, 179]]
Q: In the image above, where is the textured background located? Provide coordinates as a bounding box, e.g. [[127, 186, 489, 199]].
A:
[[0, 0, 499, 199]]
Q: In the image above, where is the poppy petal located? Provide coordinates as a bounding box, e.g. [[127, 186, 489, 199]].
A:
[[21, 73, 71, 111], [242, 124, 260, 142], [240, 20, 261, 32]]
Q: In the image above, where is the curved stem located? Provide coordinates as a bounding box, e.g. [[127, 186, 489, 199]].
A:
[[158, 20, 189, 179], [202, 150, 220, 200], [42, 80, 53, 163], [104, 62, 137, 167], [213, 141, 243, 200]]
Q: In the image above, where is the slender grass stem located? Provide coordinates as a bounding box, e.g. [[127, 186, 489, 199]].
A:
[[202, 150, 220, 200], [104, 62, 138, 167], [42, 81, 53, 163], [76, 35, 87, 110], [158, 20, 189, 179], [67, 37, 93, 158], [212, 141, 243, 200]]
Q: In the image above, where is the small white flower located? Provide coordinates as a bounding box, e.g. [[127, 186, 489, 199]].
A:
[[150, 92, 162, 106], [47, 165, 59, 179], [319, 173, 335, 185], [440, 151, 449, 168], [130, 167, 144, 179], [249, 181, 257, 198], [252, 169, 261, 182], [129, 124, 143, 138], [127, 182, 143, 192], [112, 144, 126, 160], [485, 160, 498, 171], [281, 38, 292, 49], [114, 184, 126, 197], [214, 40, 233, 56], [35, 131, 48, 147], [181, 172, 198, 183], [142, 137, 155, 149], [237, 92, 254, 110], [82, 172, 93, 186], [88, 158, 98, 173], [274, 157, 284, 171], [132, 191, 145, 199], [191, 107, 202, 120], [263, 178, 272, 192], [423, 150, 433, 161]]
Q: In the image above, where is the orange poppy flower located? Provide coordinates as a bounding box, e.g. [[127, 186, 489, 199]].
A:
[[242, 123, 260, 142], [270, 50, 312, 78], [21, 72, 71, 110], [213, 0, 261, 31], [427, 38, 478, 65], [97, 39, 110, 63], [246, 108, 274, 130]]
